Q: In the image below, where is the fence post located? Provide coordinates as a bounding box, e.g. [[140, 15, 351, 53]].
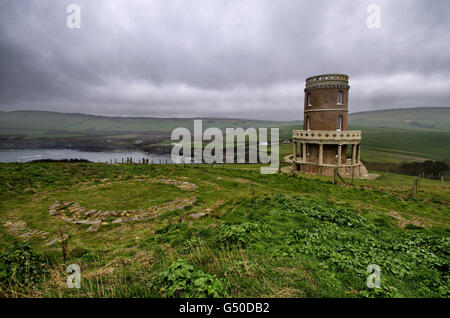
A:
[[442, 176, 445, 188], [412, 177, 418, 198], [386, 167, 390, 186]]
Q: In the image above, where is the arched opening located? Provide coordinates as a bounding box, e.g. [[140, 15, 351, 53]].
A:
[[306, 115, 311, 131], [337, 115, 343, 131], [337, 91, 343, 105], [307, 93, 312, 107]]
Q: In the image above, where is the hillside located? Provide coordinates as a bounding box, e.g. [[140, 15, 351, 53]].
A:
[[0, 162, 448, 297], [349, 107, 450, 132], [0, 110, 296, 139]]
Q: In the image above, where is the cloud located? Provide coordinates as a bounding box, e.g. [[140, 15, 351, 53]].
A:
[[0, 0, 449, 119]]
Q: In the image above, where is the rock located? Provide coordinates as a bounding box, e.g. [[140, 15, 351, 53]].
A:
[[112, 218, 123, 224], [74, 219, 90, 224], [44, 238, 60, 246], [44, 234, 68, 247], [86, 220, 102, 225], [84, 209, 97, 216], [189, 212, 207, 219], [86, 224, 100, 232]]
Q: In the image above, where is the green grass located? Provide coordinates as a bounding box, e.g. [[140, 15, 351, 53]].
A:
[[356, 127, 450, 162], [349, 107, 450, 132], [0, 162, 448, 298]]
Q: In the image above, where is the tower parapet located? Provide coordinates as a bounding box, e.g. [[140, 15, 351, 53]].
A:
[[305, 74, 350, 91]]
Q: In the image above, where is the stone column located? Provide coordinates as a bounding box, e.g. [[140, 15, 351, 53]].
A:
[[293, 142, 297, 162], [319, 143, 323, 166], [357, 144, 361, 163], [302, 143, 307, 163], [352, 144, 356, 165], [337, 144, 342, 167]]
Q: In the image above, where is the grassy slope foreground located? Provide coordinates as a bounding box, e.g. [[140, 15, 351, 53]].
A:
[[0, 162, 448, 298]]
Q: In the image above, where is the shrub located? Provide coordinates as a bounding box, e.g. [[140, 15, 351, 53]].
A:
[[217, 222, 267, 247], [0, 243, 48, 287], [154, 258, 227, 298]]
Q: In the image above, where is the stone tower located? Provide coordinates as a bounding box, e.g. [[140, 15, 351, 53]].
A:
[[292, 74, 363, 177]]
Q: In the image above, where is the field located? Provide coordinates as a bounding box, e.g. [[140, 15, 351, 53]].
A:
[[0, 162, 448, 297], [349, 107, 450, 132]]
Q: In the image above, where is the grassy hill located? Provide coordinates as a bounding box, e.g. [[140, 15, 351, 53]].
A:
[[349, 107, 450, 132], [0, 162, 448, 297], [0, 110, 296, 139]]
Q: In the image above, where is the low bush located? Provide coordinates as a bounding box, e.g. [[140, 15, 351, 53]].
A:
[[217, 222, 267, 247], [0, 243, 48, 287], [153, 258, 228, 297]]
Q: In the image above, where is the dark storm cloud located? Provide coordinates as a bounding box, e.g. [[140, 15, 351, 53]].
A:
[[0, 0, 449, 119]]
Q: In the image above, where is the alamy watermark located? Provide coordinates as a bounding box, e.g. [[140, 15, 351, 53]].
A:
[[366, 4, 381, 29], [171, 120, 279, 174], [66, 263, 81, 288], [66, 4, 81, 29], [366, 264, 381, 288]]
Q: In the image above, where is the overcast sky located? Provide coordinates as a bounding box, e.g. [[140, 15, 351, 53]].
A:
[[0, 0, 449, 120]]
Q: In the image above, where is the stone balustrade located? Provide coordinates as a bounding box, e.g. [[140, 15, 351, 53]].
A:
[[292, 130, 361, 143]]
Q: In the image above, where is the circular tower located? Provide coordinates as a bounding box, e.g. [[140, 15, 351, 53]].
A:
[[292, 74, 363, 178], [303, 74, 349, 131]]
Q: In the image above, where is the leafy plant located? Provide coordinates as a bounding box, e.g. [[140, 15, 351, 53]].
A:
[[217, 222, 267, 247], [0, 243, 48, 287], [154, 258, 228, 298]]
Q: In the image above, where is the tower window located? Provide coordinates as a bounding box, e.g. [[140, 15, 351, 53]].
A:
[[307, 93, 312, 107], [306, 144, 310, 156], [337, 91, 343, 105], [306, 115, 311, 131], [337, 115, 343, 131]]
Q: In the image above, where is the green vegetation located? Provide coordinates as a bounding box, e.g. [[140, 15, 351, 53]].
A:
[[355, 127, 450, 162], [0, 162, 448, 297], [349, 107, 450, 132], [0, 243, 48, 288], [153, 258, 228, 297]]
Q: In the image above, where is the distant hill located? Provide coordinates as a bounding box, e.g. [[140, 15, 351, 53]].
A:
[[349, 107, 450, 132], [1, 108, 449, 162], [0, 110, 297, 139]]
